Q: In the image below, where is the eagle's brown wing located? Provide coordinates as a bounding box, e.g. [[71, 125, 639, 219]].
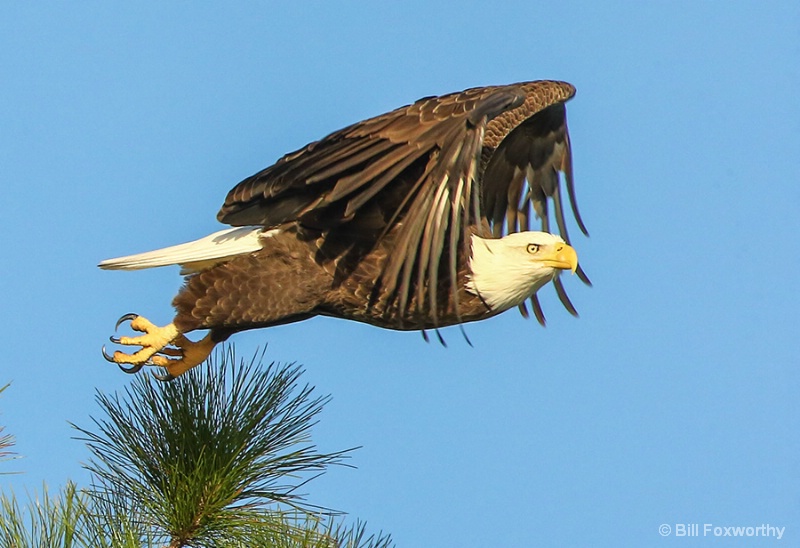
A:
[[218, 80, 587, 328]]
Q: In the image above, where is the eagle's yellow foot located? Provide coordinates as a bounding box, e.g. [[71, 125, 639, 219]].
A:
[[104, 314, 179, 371], [147, 332, 216, 381], [102, 314, 215, 381]]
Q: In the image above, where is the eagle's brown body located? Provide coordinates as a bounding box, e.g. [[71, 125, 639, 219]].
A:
[[102, 80, 589, 378], [173, 224, 493, 338]]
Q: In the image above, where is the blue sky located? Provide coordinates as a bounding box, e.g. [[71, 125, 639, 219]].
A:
[[1, 2, 798, 546]]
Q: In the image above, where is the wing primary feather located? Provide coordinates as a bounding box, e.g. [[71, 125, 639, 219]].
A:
[[458, 324, 473, 347], [553, 174, 592, 286], [576, 264, 592, 286], [279, 137, 371, 184], [553, 275, 580, 317], [332, 146, 422, 208], [469, 127, 484, 224], [491, 218, 503, 238], [526, 166, 548, 228], [489, 172, 507, 237], [539, 203, 550, 232], [306, 139, 399, 185], [551, 183, 572, 244], [506, 167, 526, 234], [530, 295, 547, 327], [519, 197, 531, 231], [448, 176, 466, 326], [395, 188, 434, 318], [343, 148, 428, 218], [233, 136, 362, 200], [506, 204, 518, 234], [427, 189, 452, 326], [455, 128, 484, 328], [412, 181, 441, 314], [463, 126, 483, 231], [416, 176, 450, 324], [451, 120, 483, 241], [562, 132, 589, 236], [378, 154, 438, 242]]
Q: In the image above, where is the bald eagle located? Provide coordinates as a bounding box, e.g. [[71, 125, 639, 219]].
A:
[[101, 80, 590, 380]]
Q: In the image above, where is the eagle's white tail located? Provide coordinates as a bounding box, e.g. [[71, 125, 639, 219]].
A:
[[99, 226, 269, 274]]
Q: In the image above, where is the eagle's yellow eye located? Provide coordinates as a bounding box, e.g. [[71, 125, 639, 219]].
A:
[[526, 243, 540, 254]]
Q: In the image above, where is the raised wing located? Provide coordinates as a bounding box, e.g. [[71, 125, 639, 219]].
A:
[[218, 80, 588, 328]]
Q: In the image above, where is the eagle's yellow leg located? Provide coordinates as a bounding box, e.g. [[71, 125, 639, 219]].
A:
[[104, 314, 216, 381], [148, 332, 216, 380]]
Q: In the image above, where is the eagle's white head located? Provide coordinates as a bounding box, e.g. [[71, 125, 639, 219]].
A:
[[466, 231, 578, 312]]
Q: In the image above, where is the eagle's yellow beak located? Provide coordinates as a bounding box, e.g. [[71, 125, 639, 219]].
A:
[[541, 243, 578, 274]]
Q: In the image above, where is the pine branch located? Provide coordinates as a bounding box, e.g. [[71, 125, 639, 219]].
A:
[[73, 346, 355, 547]]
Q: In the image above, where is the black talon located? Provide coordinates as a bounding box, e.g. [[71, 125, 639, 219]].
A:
[[118, 363, 144, 374], [115, 313, 138, 331], [103, 346, 143, 374], [101, 345, 116, 363], [152, 370, 175, 382], [109, 335, 121, 344]]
